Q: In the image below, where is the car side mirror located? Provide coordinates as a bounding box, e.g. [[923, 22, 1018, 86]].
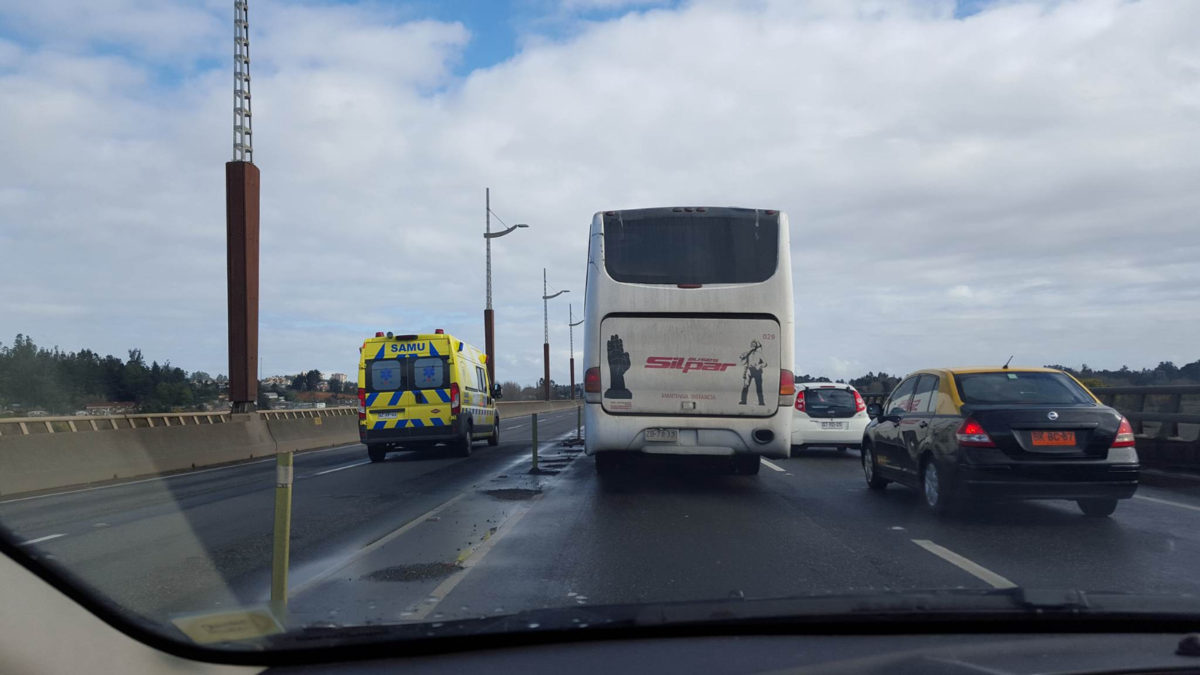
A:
[[866, 403, 882, 420], [492, 384, 503, 400]]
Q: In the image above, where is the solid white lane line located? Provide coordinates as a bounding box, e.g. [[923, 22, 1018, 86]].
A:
[[761, 459, 786, 473], [312, 460, 372, 477], [406, 497, 538, 622], [1135, 495, 1200, 513], [911, 539, 1017, 589], [20, 533, 66, 546], [289, 492, 470, 597]]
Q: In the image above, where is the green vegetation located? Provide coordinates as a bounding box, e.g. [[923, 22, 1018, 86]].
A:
[[0, 334, 221, 415]]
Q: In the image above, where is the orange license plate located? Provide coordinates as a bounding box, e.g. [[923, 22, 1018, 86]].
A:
[[1031, 430, 1075, 446]]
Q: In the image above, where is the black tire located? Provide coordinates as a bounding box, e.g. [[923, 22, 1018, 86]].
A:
[[595, 452, 620, 475], [862, 442, 889, 491], [921, 456, 955, 516], [367, 445, 388, 463], [1077, 498, 1118, 517], [454, 421, 473, 458], [732, 454, 761, 475], [487, 415, 500, 447]]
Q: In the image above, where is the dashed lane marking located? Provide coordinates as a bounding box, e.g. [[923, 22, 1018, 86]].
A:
[[312, 460, 372, 477], [20, 533, 66, 546], [1135, 494, 1200, 513], [912, 539, 1017, 589], [761, 459, 786, 473]]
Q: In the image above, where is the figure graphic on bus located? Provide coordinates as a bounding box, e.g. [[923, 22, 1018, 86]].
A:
[[739, 339, 767, 406], [605, 334, 633, 399]]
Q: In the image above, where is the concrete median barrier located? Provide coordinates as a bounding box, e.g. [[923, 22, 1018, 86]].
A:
[[0, 413, 276, 497], [0, 403, 581, 497]]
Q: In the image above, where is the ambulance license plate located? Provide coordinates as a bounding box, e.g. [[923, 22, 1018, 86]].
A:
[[645, 428, 678, 442], [376, 412, 398, 419]]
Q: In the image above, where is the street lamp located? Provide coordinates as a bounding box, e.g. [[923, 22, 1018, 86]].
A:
[[568, 304, 584, 400], [483, 187, 528, 389], [542, 268, 569, 401]]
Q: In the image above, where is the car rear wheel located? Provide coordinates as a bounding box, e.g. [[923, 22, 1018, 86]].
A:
[[922, 457, 955, 515], [862, 443, 888, 491], [367, 445, 388, 463], [1077, 498, 1118, 517], [487, 416, 500, 446], [731, 454, 761, 475]]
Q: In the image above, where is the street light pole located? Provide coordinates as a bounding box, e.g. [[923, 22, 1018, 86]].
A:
[[482, 188, 527, 389], [485, 188, 493, 386], [541, 268, 569, 401], [568, 304, 584, 400]]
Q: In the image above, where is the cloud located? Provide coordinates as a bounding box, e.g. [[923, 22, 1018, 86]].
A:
[[2, 0, 1199, 382]]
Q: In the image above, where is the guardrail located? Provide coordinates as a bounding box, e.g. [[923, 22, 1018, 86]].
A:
[[0, 401, 582, 438], [0, 407, 355, 437]]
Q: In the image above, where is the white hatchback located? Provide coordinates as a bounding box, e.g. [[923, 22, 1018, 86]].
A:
[[790, 382, 870, 455]]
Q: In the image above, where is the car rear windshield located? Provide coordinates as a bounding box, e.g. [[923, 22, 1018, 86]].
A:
[[954, 372, 1095, 405], [603, 211, 778, 284], [366, 357, 449, 392], [804, 387, 857, 414]]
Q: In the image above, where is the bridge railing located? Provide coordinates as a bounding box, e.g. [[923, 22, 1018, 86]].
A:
[[1091, 385, 1200, 441]]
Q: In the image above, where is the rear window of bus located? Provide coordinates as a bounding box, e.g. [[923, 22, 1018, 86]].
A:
[[603, 213, 778, 284]]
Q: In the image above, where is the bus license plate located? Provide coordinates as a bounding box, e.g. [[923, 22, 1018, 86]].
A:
[[820, 421, 846, 430], [376, 412, 398, 419], [645, 428, 678, 442]]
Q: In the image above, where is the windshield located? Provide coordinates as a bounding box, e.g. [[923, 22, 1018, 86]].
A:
[[3, 0, 1200, 662], [956, 372, 1096, 405]]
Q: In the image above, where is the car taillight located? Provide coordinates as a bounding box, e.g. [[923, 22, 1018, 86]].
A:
[[450, 382, 460, 415], [956, 418, 995, 447], [779, 370, 795, 396], [584, 367, 601, 393], [1111, 416, 1136, 448], [356, 388, 366, 420], [794, 390, 806, 412], [853, 390, 866, 413]]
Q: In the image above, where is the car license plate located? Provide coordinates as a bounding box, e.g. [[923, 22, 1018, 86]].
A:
[[820, 421, 847, 430], [645, 428, 678, 442], [1031, 430, 1075, 446], [376, 412, 398, 419]]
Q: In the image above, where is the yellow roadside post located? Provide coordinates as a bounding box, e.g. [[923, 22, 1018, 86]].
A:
[[271, 451, 294, 621]]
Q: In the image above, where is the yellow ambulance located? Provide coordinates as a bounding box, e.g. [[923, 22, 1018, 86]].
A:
[[357, 329, 501, 462]]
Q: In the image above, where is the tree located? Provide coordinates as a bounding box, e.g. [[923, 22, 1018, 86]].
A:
[[305, 369, 322, 392], [290, 374, 307, 391], [328, 379, 344, 394]]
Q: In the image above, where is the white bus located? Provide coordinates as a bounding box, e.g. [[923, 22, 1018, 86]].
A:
[[582, 206, 795, 475]]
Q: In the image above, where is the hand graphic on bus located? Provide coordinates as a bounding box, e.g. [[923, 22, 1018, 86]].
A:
[[605, 334, 633, 399]]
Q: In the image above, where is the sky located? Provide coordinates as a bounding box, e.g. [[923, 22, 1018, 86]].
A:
[[1, 0, 1199, 386]]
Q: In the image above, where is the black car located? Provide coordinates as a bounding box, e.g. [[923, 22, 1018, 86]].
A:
[[861, 367, 1139, 516]]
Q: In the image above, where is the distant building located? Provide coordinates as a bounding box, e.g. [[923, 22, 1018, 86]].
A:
[[85, 402, 137, 416], [329, 373, 348, 383]]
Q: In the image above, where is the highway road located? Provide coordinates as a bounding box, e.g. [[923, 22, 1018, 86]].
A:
[[3, 406, 1200, 632]]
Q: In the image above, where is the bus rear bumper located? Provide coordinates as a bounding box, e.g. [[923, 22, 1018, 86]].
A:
[[584, 405, 791, 459]]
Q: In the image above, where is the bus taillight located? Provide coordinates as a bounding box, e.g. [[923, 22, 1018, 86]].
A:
[[779, 369, 795, 405], [584, 367, 601, 400]]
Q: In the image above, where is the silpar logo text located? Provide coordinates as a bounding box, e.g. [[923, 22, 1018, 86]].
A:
[[645, 356, 737, 373]]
